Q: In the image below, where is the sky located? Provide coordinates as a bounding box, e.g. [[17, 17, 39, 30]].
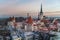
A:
[[0, 0, 60, 18]]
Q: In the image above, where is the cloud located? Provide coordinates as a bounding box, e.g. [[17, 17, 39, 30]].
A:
[[0, 0, 60, 17], [0, 0, 41, 11], [0, 0, 41, 17]]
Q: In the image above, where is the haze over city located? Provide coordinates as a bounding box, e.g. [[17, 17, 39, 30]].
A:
[[0, 0, 60, 18]]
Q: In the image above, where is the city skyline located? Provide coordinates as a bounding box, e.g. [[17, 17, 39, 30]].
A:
[[0, 0, 60, 18]]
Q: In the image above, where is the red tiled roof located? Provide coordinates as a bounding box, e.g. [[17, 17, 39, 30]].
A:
[[26, 16, 33, 24]]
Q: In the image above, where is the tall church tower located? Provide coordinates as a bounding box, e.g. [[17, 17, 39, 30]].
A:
[[38, 4, 43, 20]]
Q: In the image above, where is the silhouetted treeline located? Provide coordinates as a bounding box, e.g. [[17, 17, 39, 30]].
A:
[[0, 17, 26, 26], [0, 17, 60, 26]]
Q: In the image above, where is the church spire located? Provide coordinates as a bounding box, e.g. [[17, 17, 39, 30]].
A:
[[38, 3, 43, 20], [40, 3, 43, 15]]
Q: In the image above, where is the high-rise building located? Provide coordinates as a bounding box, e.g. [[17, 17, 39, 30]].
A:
[[38, 4, 43, 20]]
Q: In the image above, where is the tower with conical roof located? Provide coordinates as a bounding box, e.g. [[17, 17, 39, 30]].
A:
[[38, 4, 43, 20]]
